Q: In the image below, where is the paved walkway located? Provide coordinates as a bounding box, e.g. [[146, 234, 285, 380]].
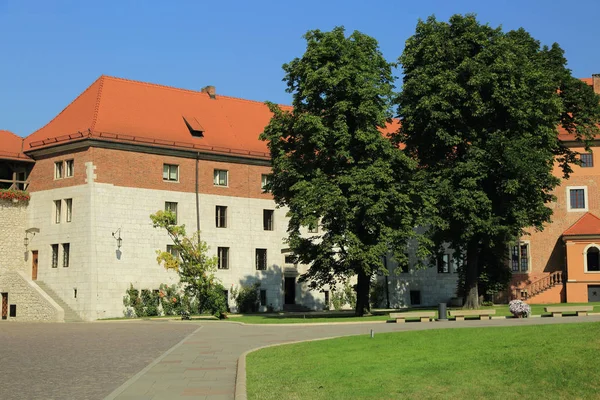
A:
[[105, 315, 600, 400]]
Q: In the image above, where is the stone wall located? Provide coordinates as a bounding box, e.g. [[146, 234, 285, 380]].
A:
[[0, 198, 27, 274], [0, 271, 63, 322]]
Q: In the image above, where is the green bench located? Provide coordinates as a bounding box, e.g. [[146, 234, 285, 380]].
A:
[[390, 311, 436, 323], [544, 306, 593, 317], [449, 309, 496, 321]]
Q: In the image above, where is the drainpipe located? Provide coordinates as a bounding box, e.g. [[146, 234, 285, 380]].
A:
[[195, 153, 200, 241]]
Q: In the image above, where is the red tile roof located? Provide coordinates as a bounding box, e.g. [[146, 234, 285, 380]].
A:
[[0, 130, 32, 161], [23, 76, 400, 158], [563, 212, 600, 236]]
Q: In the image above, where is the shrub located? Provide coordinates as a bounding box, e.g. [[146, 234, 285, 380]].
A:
[[122, 284, 160, 317], [159, 284, 183, 316], [331, 281, 357, 310], [509, 299, 531, 318], [232, 283, 260, 313]]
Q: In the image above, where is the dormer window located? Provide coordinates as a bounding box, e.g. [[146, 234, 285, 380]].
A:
[[182, 115, 204, 138]]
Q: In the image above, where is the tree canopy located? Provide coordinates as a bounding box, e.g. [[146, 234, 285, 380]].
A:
[[261, 27, 428, 316], [396, 14, 600, 307]]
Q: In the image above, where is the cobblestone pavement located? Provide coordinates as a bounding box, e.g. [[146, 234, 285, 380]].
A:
[[0, 321, 198, 400], [2, 316, 600, 400]]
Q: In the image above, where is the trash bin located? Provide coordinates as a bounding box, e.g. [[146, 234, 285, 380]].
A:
[[438, 302, 447, 320]]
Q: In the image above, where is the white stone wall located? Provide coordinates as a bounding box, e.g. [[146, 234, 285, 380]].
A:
[[377, 249, 459, 308]]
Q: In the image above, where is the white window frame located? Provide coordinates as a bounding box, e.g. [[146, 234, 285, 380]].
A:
[[51, 244, 59, 268], [261, 174, 270, 190], [54, 162, 64, 179], [65, 159, 74, 177], [509, 241, 531, 273], [165, 202, 178, 224], [216, 206, 227, 228], [566, 186, 588, 212], [218, 247, 229, 270], [166, 245, 179, 259], [163, 164, 179, 182], [263, 209, 274, 231], [62, 243, 70, 268], [583, 243, 600, 273], [54, 200, 62, 224], [214, 169, 228, 187], [65, 199, 73, 222], [256, 248, 267, 270]]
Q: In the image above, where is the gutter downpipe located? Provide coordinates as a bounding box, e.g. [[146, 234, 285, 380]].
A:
[[196, 153, 201, 242]]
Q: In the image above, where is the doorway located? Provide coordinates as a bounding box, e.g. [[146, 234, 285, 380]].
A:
[[284, 277, 296, 305], [588, 285, 600, 302], [1, 293, 7, 320], [32, 250, 38, 280]]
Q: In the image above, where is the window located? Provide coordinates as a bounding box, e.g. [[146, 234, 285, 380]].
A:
[[308, 224, 319, 233], [451, 253, 463, 273], [216, 206, 227, 228], [324, 290, 330, 308], [510, 242, 530, 273], [410, 290, 421, 305], [261, 174, 270, 190], [581, 153, 594, 168], [218, 247, 229, 270], [54, 162, 64, 179], [256, 249, 267, 270], [165, 202, 178, 224], [585, 245, 600, 272], [398, 254, 409, 273], [567, 187, 588, 211], [263, 210, 274, 231], [260, 289, 267, 306], [166, 245, 179, 258], [65, 199, 73, 222], [437, 254, 450, 273], [54, 200, 62, 224], [284, 254, 296, 265], [214, 169, 228, 186], [51, 244, 59, 268], [62, 243, 70, 268], [65, 159, 74, 177], [163, 164, 179, 182]]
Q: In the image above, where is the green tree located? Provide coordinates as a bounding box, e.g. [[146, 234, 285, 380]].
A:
[[150, 210, 227, 318], [397, 14, 600, 308], [261, 27, 428, 316]]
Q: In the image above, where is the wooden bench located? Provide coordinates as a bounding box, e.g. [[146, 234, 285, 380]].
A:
[[390, 311, 436, 323], [449, 309, 496, 321], [544, 306, 593, 317]]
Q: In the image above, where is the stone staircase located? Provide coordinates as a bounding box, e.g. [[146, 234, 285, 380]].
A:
[[512, 270, 565, 301], [35, 281, 84, 322]]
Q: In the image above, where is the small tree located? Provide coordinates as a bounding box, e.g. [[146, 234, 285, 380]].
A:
[[150, 210, 227, 318]]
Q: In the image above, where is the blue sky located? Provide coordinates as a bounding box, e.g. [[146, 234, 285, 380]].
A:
[[1, 0, 599, 137]]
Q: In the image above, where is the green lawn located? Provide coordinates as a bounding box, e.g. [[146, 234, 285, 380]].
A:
[[229, 302, 600, 324], [247, 322, 600, 399]]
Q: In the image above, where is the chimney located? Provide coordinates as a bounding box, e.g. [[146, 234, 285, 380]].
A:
[[201, 85, 216, 99], [593, 74, 600, 95]]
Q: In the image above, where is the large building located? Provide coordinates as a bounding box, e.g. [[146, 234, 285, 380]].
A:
[[0, 75, 598, 321]]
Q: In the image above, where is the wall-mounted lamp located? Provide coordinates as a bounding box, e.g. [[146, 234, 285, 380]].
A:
[[24, 228, 40, 247], [112, 228, 122, 249]]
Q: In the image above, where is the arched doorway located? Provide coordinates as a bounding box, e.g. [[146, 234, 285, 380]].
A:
[[586, 246, 600, 272]]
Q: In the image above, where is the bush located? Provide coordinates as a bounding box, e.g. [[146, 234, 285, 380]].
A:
[[201, 283, 228, 319], [123, 284, 160, 317], [509, 300, 531, 318], [232, 283, 260, 313], [331, 281, 357, 310], [370, 282, 386, 308], [159, 284, 183, 316]]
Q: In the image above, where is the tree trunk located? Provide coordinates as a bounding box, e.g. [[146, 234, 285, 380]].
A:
[[463, 240, 480, 309], [355, 269, 371, 316]]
